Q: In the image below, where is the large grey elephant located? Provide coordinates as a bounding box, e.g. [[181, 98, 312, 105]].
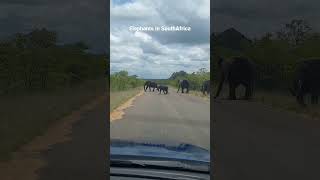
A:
[[290, 58, 320, 106], [202, 80, 210, 95], [214, 56, 256, 100], [177, 79, 189, 93], [144, 81, 157, 92]]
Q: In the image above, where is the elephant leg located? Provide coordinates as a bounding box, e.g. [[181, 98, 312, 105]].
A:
[[186, 88, 189, 93], [182, 88, 184, 93], [244, 85, 251, 100], [297, 93, 306, 106], [311, 94, 318, 104], [247, 82, 253, 98], [229, 83, 236, 100], [214, 76, 225, 99], [296, 80, 306, 106]]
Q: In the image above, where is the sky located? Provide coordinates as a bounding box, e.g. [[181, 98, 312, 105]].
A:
[[212, 0, 320, 38], [110, 0, 210, 79], [0, 0, 108, 53], [1, 0, 318, 64]]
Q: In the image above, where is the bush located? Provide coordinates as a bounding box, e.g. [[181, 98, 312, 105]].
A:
[[0, 29, 107, 94], [157, 68, 210, 91], [110, 71, 144, 91]]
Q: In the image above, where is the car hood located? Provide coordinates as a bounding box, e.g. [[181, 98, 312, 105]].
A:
[[110, 139, 210, 163]]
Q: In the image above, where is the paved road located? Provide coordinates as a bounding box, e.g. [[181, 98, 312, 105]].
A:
[[214, 98, 320, 180], [111, 89, 210, 150]]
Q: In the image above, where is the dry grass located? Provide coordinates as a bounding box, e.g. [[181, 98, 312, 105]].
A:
[[110, 87, 143, 111], [0, 95, 106, 180], [0, 78, 107, 161], [188, 90, 210, 100], [169, 86, 210, 100], [254, 90, 320, 120], [110, 90, 144, 121], [212, 84, 320, 120]]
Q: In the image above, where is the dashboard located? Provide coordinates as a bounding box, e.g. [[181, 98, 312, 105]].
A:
[[110, 167, 210, 180]]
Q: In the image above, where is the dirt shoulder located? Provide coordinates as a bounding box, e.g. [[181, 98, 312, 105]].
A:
[[110, 89, 144, 122], [0, 95, 106, 180]]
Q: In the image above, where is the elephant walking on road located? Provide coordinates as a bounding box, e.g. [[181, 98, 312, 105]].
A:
[[202, 80, 210, 96], [177, 80, 189, 93], [290, 58, 320, 106], [157, 85, 168, 94], [214, 56, 256, 100], [144, 81, 157, 92]]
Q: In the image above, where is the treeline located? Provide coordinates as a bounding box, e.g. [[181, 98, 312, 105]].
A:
[[0, 28, 107, 94], [157, 68, 210, 91], [110, 71, 144, 91], [212, 19, 320, 90]]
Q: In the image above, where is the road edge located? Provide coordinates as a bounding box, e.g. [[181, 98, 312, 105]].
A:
[[110, 90, 144, 122], [0, 95, 106, 180]]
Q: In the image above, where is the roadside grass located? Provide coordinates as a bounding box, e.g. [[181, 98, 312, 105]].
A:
[[188, 90, 210, 100], [110, 87, 143, 111], [213, 85, 320, 120], [168, 86, 210, 100], [254, 90, 320, 120], [0, 78, 107, 161]]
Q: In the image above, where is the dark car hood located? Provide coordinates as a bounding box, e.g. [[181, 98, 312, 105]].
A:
[[110, 139, 210, 163]]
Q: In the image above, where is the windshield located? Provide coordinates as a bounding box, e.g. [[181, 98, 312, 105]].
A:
[[109, 0, 210, 175]]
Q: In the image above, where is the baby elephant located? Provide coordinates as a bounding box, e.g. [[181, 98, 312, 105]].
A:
[[157, 85, 168, 94]]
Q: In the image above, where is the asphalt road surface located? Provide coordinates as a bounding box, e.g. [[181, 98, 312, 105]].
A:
[[214, 98, 320, 180], [110, 89, 210, 150]]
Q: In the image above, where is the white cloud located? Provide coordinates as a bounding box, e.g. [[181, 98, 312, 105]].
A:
[[110, 0, 210, 79]]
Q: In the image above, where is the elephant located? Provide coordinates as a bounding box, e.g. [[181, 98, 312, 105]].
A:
[[214, 56, 256, 100], [177, 79, 189, 93], [157, 85, 168, 94], [289, 58, 320, 106], [144, 81, 157, 92], [202, 80, 210, 95]]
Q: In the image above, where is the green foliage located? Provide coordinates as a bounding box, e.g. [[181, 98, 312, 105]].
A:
[[0, 29, 107, 94], [158, 68, 210, 91], [212, 19, 320, 90], [0, 29, 108, 160], [168, 70, 188, 80], [110, 71, 144, 91]]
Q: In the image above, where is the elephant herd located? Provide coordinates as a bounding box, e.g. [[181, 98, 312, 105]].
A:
[[144, 79, 211, 95], [214, 56, 320, 106], [144, 81, 168, 94]]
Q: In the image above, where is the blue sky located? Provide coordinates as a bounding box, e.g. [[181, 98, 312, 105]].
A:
[[110, 0, 210, 79]]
